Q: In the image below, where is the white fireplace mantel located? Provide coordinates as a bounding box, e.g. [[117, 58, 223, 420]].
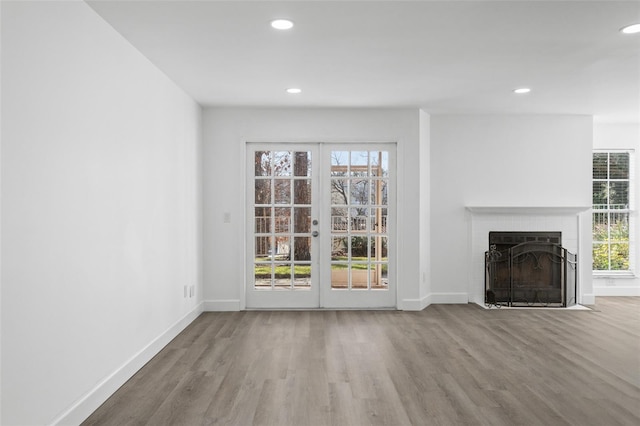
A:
[[466, 206, 591, 215], [466, 205, 593, 306]]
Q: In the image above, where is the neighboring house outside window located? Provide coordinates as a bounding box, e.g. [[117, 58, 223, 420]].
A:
[[593, 151, 635, 273]]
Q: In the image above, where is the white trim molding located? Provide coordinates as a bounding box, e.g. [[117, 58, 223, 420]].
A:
[[401, 295, 431, 311], [402, 293, 469, 310], [51, 302, 204, 426], [428, 292, 469, 304], [466, 206, 591, 215], [203, 299, 241, 311]]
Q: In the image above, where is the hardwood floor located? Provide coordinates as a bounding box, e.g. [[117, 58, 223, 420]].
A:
[[83, 297, 640, 426]]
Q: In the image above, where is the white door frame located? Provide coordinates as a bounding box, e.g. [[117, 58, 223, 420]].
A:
[[244, 141, 397, 309], [320, 143, 397, 308], [245, 143, 320, 309]]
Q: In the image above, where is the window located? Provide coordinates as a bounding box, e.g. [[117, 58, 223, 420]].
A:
[[592, 151, 635, 272]]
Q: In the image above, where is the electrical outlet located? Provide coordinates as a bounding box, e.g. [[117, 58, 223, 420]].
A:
[[223, 212, 231, 223]]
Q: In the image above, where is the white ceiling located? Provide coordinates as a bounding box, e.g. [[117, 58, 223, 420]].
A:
[[86, 0, 640, 123]]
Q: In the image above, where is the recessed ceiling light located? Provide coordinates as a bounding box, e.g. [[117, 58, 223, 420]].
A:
[[620, 23, 640, 34], [286, 88, 302, 94], [513, 88, 531, 94], [271, 19, 294, 30]]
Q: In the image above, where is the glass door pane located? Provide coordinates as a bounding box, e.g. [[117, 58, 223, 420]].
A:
[[323, 147, 395, 308], [247, 146, 319, 308]]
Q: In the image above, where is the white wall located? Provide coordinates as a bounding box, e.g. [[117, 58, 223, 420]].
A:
[[202, 108, 428, 310], [430, 115, 593, 302], [593, 123, 640, 295], [1, 2, 202, 424]]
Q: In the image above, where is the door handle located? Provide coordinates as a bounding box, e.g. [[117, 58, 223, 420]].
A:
[[312, 231, 319, 237]]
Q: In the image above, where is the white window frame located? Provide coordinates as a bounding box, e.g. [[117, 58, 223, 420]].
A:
[[592, 149, 636, 277]]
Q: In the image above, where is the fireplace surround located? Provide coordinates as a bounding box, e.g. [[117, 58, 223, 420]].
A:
[[466, 206, 591, 307]]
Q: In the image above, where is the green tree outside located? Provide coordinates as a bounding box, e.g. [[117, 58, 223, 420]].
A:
[[593, 219, 629, 270]]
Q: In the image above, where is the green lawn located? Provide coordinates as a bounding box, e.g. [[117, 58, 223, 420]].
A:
[[254, 264, 311, 278], [255, 256, 387, 277]]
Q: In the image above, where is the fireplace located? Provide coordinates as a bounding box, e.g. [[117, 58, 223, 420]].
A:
[[485, 232, 577, 307]]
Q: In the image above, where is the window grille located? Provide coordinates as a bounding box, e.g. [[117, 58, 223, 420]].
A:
[[592, 150, 635, 273]]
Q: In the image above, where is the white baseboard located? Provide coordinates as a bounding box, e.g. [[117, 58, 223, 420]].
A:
[[593, 286, 640, 296], [203, 299, 241, 311], [52, 302, 204, 426], [428, 292, 469, 304], [581, 293, 596, 305], [401, 295, 431, 311], [402, 292, 469, 310]]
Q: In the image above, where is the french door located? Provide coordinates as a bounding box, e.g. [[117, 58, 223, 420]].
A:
[[246, 143, 395, 309]]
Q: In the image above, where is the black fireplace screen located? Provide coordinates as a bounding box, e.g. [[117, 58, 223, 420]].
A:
[[485, 239, 577, 307]]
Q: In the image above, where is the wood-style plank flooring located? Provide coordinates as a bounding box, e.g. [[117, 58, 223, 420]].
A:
[[83, 297, 640, 425]]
